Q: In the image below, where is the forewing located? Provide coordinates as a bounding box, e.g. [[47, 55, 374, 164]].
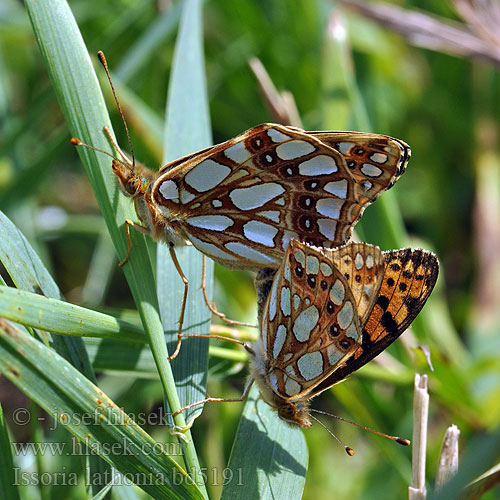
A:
[[313, 248, 439, 391], [325, 242, 385, 324], [151, 124, 408, 269], [310, 131, 410, 216], [259, 240, 362, 400]]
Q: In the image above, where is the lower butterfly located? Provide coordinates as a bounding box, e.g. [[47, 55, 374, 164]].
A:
[[251, 239, 438, 428], [174, 239, 439, 450]]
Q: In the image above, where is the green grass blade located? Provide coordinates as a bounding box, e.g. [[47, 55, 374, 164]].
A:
[[220, 386, 308, 500], [24, 0, 203, 489], [159, 0, 213, 423], [115, 2, 182, 83], [0, 286, 145, 343], [0, 209, 96, 376], [0, 404, 20, 500], [0, 319, 204, 500]]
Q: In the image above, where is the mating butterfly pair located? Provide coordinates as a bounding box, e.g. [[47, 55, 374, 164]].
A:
[[74, 120, 437, 432]]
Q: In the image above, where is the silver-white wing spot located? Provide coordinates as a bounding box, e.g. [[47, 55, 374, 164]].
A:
[[336, 142, 353, 155], [224, 242, 277, 265], [366, 254, 374, 269], [184, 159, 231, 192], [317, 219, 337, 240], [180, 188, 196, 204], [273, 324, 287, 358], [327, 345, 343, 365], [297, 351, 324, 381], [282, 230, 298, 251], [267, 128, 291, 143], [370, 152, 388, 164], [306, 255, 319, 275], [159, 180, 179, 200], [212, 199, 223, 208], [337, 301, 354, 329], [230, 182, 285, 210], [186, 215, 234, 231], [298, 155, 338, 176], [293, 248, 306, 267], [187, 233, 239, 263], [243, 220, 278, 247], [292, 305, 319, 342], [330, 279, 345, 305], [320, 262, 333, 277], [293, 293, 301, 311], [361, 163, 383, 177], [224, 142, 251, 163], [280, 286, 291, 316], [323, 179, 348, 199], [257, 210, 281, 223], [316, 198, 344, 219], [276, 140, 316, 160], [284, 376, 301, 397], [268, 278, 279, 321], [354, 252, 364, 270]]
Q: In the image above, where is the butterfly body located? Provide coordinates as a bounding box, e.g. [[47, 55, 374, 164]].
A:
[[110, 123, 410, 270], [251, 239, 438, 427]]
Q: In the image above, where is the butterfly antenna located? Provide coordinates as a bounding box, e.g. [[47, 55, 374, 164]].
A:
[[310, 408, 410, 447], [69, 137, 123, 164], [97, 50, 135, 169], [309, 414, 355, 456]]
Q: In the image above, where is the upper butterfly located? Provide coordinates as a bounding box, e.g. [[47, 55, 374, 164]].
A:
[[105, 123, 409, 269], [252, 239, 438, 427]]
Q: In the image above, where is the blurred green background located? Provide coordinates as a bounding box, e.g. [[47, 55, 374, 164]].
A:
[[1, 0, 500, 498]]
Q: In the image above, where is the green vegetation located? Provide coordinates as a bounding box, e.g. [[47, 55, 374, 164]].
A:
[[1, 0, 499, 498]]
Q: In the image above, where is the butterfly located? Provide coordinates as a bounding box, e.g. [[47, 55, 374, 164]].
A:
[[106, 123, 410, 268], [250, 239, 439, 427]]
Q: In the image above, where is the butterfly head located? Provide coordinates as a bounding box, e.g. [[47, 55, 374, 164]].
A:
[[276, 399, 312, 428], [112, 159, 153, 198]]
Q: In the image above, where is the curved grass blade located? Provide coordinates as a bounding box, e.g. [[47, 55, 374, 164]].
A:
[[0, 404, 20, 500], [0, 319, 204, 500], [24, 0, 204, 489], [159, 0, 213, 424], [220, 386, 308, 500], [0, 286, 145, 343]]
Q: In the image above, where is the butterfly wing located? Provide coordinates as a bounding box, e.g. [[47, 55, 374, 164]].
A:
[[152, 124, 410, 269], [325, 242, 385, 324], [313, 248, 439, 391], [310, 131, 410, 213], [258, 239, 363, 401]]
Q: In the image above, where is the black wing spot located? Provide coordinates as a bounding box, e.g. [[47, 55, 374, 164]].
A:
[[390, 263, 401, 272], [380, 311, 398, 333], [376, 295, 390, 310], [387, 277, 395, 287], [399, 282, 407, 292], [304, 179, 320, 191], [307, 275, 316, 288], [326, 301, 335, 314], [295, 264, 304, 277]]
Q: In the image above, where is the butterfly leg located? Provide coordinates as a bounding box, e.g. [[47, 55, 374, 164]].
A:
[[171, 377, 254, 418], [200, 256, 257, 328], [167, 245, 189, 362], [118, 219, 149, 267]]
